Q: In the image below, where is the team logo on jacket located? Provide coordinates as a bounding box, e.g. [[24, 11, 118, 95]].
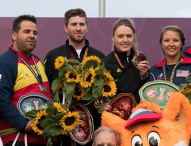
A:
[[117, 68, 122, 73], [156, 73, 164, 80], [23, 72, 28, 78]]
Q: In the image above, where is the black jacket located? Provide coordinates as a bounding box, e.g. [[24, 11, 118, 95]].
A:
[[44, 39, 105, 146], [103, 48, 147, 103]]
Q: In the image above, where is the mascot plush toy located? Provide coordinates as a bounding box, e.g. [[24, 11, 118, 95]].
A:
[[102, 92, 191, 146]]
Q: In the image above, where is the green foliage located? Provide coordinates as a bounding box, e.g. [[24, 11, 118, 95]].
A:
[[25, 110, 39, 118], [68, 58, 80, 64], [53, 91, 60, 102], [179, 76, 191, 102], [64, 82, 75, 106], [43, 124, 62, 136]]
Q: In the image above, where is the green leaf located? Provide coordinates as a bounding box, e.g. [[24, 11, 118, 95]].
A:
[[92, 84, 103, 99], [58, 69, 65, 77], [83, 88, 93, 100], [187, 94, 191, 103], [96, 65, 105, 76], [54, 112, 64, 120], [82, 69, 90, 81], [53, 91, 60, 102], [68, 58, 80, 64], [75, 64, 82, 72], [51, 78, 63, 91], [64, 82, 75, 106], [187, 76, 191, 83], [46, 103, 56, 115], [39, 118, 52, 129], [25, 110, 40, 118], [94, 79, 104, 87], [43, 124, 62, 136], [44, 112, 63, 124], [179, 84, 187, 90]]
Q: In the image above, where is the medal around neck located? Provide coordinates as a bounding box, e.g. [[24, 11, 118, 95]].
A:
[[17, 93, 53, 120], [39, 83, 47, 92], [139, 80, 179, 109]]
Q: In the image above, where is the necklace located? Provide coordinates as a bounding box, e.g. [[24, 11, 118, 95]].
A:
[[163, 58, 181, 82]]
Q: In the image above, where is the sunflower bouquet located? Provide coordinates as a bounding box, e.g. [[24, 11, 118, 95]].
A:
[[25, 102, 80, 146], [179, 76, 191, 103], [52, 55, 117, 108]]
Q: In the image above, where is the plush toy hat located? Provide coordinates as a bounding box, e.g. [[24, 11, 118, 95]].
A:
[[102, 92, 191, 146]]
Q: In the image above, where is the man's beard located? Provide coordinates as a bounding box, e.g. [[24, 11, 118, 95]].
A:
[[69, 33, 86, 43]]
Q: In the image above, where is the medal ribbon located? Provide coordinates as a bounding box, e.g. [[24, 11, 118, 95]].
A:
[[17, 55, 44, 87], [113, 50, 134, 69], [163, 57, 181, 82], [68, 47, 88, 66]]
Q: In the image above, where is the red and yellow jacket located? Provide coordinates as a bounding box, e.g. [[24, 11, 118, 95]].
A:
[[0, 46, 52, 145]]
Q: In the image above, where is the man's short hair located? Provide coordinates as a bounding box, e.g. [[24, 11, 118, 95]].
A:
[[64, 8, 88, 26], [13, 15, 37, 33], [92, 126, 120, 146]]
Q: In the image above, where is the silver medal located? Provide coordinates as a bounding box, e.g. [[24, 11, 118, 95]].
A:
[[39, 84, 47, 92]]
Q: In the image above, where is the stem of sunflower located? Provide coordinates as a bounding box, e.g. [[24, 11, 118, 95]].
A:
[[0, 128, 18, 137], [47, 136, 53, 146]]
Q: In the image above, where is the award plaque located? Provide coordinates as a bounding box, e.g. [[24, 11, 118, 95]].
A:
[[139, 80, 179, 109], [17, 93, 53, 120], [69, 104, 94, 145], [109, 93, 137, 120]]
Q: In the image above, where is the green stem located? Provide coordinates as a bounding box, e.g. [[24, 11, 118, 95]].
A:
[[47, 137, 53, 146]]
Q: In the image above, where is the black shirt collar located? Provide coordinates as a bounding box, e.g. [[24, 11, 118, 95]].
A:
[[66, 39, 89, 51], [114, 47, 134, 61]]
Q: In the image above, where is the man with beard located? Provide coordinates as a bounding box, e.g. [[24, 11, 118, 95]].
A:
[[0, 15, 58, 146], [44, 8, 105, 86], [43, 8, 105, 146]]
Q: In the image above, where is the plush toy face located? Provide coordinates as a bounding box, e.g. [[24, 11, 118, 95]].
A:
[[123, 119, 188, 146], [102, 93, 191, 146]]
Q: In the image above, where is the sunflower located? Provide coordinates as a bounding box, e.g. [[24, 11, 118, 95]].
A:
[[73, 85, 85, 100], [65, 70, 81, 83], [82, 56, 101, 70], [102, 81, 117, 98], [103, 71, 114, 81], [80, 68, 96, 88], [180, 87, 191, 94], [54, 102, 67, 114], [61, 129, 69, 135], [31, 110, 48, 135], [60, 111, 80, 134], [54, 56, 65, 69]]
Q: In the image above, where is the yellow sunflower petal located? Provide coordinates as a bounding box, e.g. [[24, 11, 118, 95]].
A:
[[73, 85, 85, 100], [80, 68, 96, 88], [60, 112, 80, 134], [54, 56, 65, 70], [102, 81, 117, 98], [103, 71, 114, 81], [82, 56, 101, 69], [65, 70, 81, 83], [31, 110, 48, 135], [54, 102, 67, 114]]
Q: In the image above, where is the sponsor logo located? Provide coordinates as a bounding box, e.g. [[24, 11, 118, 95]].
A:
[[117, 68, 122, 73]]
